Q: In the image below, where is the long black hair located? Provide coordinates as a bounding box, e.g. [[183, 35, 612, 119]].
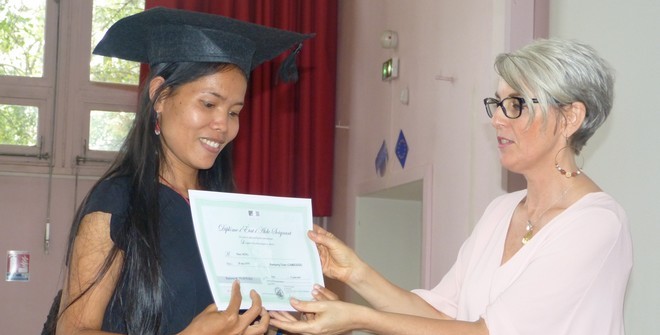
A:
[[60, 62, 243, 334]]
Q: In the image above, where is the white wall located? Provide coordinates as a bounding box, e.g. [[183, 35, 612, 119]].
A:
[[356, 195, 422, 292], [0, 174, 96, 334], [332, 0, 506, 293], [549, 1, 660, 333]]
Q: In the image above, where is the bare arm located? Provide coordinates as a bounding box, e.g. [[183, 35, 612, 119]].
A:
[[310, 225, 448, 319], [349, 261, 449, 318], [270, 299, 487, 335], [56, 212, 124, 335]]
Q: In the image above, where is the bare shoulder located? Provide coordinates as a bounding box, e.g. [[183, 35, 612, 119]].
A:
[[77, 212, 112, 240], [58, 211, 122, 333]]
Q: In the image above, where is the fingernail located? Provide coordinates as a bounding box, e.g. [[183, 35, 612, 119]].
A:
[[290, 298, 300, 304], [312, 289, 319, 296], [313, 284, 322, 289]]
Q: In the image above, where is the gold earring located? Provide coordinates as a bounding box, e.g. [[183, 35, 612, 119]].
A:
[[154, 112, 161, 136], [554, 145, 581, 178]]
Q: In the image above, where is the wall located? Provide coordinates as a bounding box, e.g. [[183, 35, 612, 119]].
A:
[[0, 174, 96, 334], [332, 0, 506, 298], [355, 195, 422, 294], [549, 1, 660, 333]]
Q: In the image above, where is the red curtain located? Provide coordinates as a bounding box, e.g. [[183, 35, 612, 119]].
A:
[[145, 0, 337, 216]]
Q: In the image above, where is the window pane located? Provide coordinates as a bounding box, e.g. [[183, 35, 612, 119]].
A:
[[90, 0, 144, 85], [0, 0, 46, 77], [89, 110, 135, 151], [0, 104, 38, 146]]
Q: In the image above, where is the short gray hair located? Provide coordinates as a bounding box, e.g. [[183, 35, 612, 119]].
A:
[[494, 38, 614, 154]]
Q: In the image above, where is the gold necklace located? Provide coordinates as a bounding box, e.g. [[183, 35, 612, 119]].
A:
[[521, 185, 573, 245]]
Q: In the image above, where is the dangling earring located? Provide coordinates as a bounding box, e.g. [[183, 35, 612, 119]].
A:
[[154, 112, 161, 136], [554, 139, 581, 178]]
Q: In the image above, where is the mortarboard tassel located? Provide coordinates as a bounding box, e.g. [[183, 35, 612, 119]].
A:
[[277, 43, 304, 83]]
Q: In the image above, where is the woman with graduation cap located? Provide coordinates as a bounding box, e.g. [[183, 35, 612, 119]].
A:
[[51, 7, 312, 335]]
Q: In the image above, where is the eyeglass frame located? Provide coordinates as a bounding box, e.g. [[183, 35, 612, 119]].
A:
[[483, 96, 539, 119]]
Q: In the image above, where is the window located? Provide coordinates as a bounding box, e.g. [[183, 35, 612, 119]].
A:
[[0, 103, 38, 146], [0, 0, 144, 173], [0, 0, 51, 163], [90, 0, 143, 85], [76, 0, 144, 166], [0, 1, 46, 78], [88, 110, 135, 151]]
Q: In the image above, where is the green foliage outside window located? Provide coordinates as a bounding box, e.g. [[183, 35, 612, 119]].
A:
[[89, 110, 135, 151], [0, 104, 38, 146], [90, 0, 144, 84], [0, 0, 144, 150], [0, 0, 45, 77]]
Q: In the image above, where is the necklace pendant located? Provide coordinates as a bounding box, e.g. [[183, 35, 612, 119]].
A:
[[522, 221, 534, 245]]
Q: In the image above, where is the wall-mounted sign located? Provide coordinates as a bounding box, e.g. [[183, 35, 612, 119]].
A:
[[375, 140, 389, 177], [6, 250, 30, 282], [395, 130, 408, 168]]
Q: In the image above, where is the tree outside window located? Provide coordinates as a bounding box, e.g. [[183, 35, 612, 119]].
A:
[[0, 0, 143, 152]]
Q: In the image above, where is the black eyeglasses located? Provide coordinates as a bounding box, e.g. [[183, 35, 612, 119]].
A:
[[483, 97, 539, 119]]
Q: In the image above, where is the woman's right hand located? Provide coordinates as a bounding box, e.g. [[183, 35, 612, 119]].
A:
[[308, 225, 364, 285], [181, 280, 269, 335], [270, 298, 364, 335]]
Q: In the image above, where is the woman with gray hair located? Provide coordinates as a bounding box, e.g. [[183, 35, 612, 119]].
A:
[[269, 38, 632, 335]]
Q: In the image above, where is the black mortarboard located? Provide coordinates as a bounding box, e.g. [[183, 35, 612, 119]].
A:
[[93, 7, 314, 82]]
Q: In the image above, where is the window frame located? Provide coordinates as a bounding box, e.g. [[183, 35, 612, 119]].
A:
[[0, 0, 58, 172], [0, 95, 51, 158], [77, 98, 137, 164], [0, 0, 142, 175]]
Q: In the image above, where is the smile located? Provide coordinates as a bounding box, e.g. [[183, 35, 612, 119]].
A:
[[200, 138, 221, 148], [498, 137, 514, 145]]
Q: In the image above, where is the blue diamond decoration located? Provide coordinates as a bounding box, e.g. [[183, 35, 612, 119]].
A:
[[395, 130, 408, 168], [375, 140, 389, 177]]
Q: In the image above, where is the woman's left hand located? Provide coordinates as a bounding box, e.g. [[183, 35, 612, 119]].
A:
[[269, 284, 339, 330], [310, 284, 339, 302]]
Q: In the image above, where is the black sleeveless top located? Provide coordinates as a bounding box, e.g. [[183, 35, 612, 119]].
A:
[[83, 177, 213, 334]]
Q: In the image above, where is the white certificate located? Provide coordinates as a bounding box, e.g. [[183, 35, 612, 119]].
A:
[[189, 190, 324, 311]]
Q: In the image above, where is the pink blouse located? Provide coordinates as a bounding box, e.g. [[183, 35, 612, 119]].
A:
[[412, 191, 632, 335]]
